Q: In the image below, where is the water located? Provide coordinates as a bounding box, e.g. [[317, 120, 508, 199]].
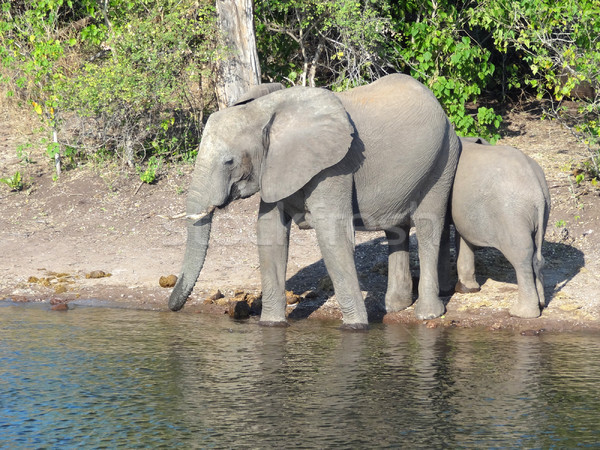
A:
[[1, 302, 599, 448]]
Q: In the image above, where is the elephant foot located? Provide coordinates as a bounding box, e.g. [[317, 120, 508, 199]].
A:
[[538, 293, 547, 308], [414, 297, 445, 320], [340, 322, 369, 332], [509, 303, 541, 319], [258, 320, 289, 327], [455, 280, 481, 294], [384, 293, 413, 313]]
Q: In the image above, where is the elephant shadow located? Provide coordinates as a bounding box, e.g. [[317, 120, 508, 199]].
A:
[[285, 235, 584, 321], [542, 241, 586, 303], [286, 235, 409, 323], [467, 241, 584, 307]]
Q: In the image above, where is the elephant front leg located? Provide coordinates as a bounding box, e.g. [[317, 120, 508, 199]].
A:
[[257, 201, 291, 326], [308, 191, 368, 329], [413, 216, 446, 320], [455, 234, 481, 294], [384, 227, 414, 312], [314, 219, 368, 329]]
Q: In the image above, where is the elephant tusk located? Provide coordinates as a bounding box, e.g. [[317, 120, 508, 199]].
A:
[[185, 206, 216, 221], [159, 207, 216, 221]]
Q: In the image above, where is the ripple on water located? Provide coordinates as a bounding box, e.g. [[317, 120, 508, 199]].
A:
[[0, 305, 599, 447]]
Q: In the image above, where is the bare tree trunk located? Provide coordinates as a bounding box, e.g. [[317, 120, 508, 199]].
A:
[[215, 0, 261, 109]]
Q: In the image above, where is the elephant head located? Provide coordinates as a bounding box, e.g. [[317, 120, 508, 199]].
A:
[[168, 86, 355, 311]]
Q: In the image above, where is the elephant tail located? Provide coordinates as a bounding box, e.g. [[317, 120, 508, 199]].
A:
[[533, 222, 544, 278]]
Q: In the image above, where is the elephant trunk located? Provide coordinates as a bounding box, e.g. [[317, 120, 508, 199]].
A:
[[169, 179, 215, 311]]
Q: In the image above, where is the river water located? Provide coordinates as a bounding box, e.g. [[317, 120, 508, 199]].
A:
[[1, 302, 599, 448]]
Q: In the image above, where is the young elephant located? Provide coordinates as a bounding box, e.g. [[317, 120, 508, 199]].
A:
[[448, 137, 551, 318]]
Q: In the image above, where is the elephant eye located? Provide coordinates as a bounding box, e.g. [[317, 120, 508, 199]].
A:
[[223, 156, 234, 166]]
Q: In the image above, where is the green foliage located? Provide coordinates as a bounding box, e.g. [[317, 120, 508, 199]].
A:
[[0, 171, 23, 191], [469, 0, 600, 182], [45, 140, 60, 160], [256, 0, 391, 89], [16, 143, 33, 164], [256, 0, 502, 139], [1, 0, 218, 165], [2, 0, 600, 179], [389, 3, 501, 140], [138, 156, 162, 184]]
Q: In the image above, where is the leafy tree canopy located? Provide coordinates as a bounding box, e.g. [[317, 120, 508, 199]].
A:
[[1, 0, 598, 180]]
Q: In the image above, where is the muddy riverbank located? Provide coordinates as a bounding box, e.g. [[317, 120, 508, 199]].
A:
[[1, 103, 599, 332]]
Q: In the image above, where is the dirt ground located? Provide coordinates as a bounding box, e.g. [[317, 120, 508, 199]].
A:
[[1, 101, 599, 332]]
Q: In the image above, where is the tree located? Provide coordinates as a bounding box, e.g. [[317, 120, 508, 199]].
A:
[[215, 0, 261, 108]]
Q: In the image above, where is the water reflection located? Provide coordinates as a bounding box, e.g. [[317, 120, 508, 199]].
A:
[[1, 303, 599, 447]]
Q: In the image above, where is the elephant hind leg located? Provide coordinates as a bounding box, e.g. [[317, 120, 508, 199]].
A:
[[504, 243, 542, 319], [384, 227, 414, 312], [455, 234, 481, 294], [533, 244, 546, 307]]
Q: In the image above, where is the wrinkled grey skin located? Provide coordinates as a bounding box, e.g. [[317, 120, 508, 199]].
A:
[[441, 137, 551, 318], [169, 74, 461, 327]]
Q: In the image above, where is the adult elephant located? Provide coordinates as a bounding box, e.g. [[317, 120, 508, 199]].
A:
[[168, 74, 461, 328]]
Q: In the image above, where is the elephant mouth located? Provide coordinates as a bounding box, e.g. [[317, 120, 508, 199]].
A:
[[229, 183, 243, 202], [228, 182, 256, 202]]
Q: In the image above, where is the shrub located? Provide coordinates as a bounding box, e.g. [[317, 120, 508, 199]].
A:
[[0, 171, 23, 191], [1, 0, 219, 167], [469, 0, 600, 181]]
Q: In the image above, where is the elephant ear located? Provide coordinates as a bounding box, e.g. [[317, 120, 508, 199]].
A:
[[259, 87, 354, 203], [232, 83, 285, 106]]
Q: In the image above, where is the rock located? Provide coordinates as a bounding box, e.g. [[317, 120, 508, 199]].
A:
[[520, 329, 545, 336], [214, 297, 230, 307], [209, 289, 224, 300], [246, 293, 262, 314], [245, 292, 261, 305], [228, 300, 250, 320], [204, 289, 224, 304], [159, 274, 178, 288], [286, 290, 302, 305], [86, 270, 111, 279], [51, 303, 69, 311]]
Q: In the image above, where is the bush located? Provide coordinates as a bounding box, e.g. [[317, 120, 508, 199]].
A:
[[2, 0, 600, 180], [1, 0, 218, 167], [390, 2, 502, 140], [255, 0, 391, 89], [256, 0, 502, 140], [469, 0, 600, 180]]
